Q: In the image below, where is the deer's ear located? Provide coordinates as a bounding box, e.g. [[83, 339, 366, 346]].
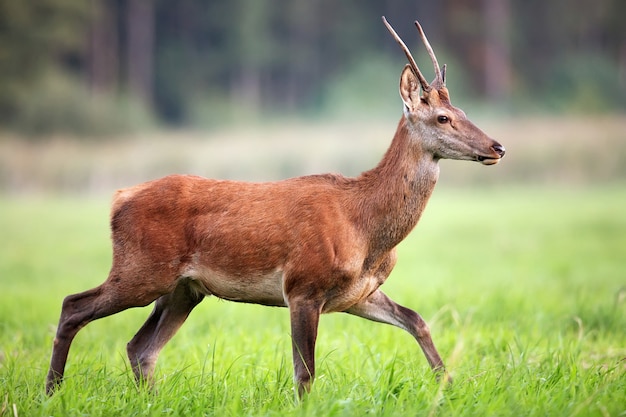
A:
[[399, 64, 422, 112]]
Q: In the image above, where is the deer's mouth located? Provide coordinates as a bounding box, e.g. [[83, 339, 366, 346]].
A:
[[476, 155, 502, 165], [476, 144, 505, 165]]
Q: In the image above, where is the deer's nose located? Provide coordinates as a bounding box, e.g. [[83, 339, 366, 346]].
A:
[[491, 143, 506, 158]]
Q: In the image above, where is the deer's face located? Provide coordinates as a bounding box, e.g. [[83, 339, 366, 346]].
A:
[[416, 88, 505, 165], [399, 66, 505, 165]]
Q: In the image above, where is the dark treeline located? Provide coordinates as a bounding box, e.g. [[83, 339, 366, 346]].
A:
[[0, 0, 624, 135]]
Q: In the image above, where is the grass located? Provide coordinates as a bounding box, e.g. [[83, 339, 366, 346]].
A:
[[1, 185, 625, 416]]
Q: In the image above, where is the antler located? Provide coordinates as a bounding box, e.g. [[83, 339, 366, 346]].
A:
[[382, 17, 447, 91], [414, 21, 445, 88], [382, 16, 431, 92]]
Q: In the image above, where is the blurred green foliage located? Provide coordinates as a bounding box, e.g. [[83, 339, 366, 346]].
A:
[[0, 0, 90, 131], [546, 52, 626, 112], [8, 72, 155, 137], [0, 0, 624, 137]]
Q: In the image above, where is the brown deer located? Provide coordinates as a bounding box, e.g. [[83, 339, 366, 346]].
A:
[[46, 17, 505, 397]]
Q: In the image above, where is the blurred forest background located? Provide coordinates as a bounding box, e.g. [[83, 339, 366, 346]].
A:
[[0, 0, 625, 193]]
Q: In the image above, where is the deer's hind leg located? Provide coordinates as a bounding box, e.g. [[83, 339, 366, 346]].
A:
[[126, 278, 204, 386], [46, 270, 168, 395]]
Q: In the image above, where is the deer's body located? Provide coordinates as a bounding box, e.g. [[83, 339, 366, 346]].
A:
[[109, 117, 436, 312], [46, 18, 504, 397]]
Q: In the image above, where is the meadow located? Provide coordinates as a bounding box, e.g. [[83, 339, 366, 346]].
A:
[[1, 184, 625, 416]]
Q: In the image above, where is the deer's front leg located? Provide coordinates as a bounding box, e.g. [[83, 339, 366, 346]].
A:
[[289, 301, 322, 398], [346, 289, 449, 381]]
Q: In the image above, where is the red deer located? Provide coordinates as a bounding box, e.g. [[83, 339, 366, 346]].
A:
[[46, 17, 505, 397]]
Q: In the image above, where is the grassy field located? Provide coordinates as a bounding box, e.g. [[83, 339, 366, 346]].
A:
[[1, 186, 625, 416]]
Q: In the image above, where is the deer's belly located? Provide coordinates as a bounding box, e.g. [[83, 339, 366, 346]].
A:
[[186, 266, 287, 307]]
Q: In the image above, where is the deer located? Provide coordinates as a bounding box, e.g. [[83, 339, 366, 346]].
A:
[[46, 17, 505, 398]]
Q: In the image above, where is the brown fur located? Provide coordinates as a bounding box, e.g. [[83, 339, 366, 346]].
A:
[[46, 22, 505, 398]]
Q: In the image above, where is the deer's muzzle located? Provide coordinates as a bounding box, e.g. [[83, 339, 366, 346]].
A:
[[477, 143, 506, 165]]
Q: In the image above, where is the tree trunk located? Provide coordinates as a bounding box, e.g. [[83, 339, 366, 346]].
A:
[[126, 0, 154, 106], [89, 0, 118, 93], [483, 0, 512, 102]]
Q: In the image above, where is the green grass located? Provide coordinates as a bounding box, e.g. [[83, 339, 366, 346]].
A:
[[1, 186, 625, 416]]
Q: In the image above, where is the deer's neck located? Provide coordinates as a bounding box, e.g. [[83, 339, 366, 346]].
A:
[[354, 117, 439, 256]]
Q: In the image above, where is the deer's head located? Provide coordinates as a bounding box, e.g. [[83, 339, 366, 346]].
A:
[[383, 17, 505, 165]]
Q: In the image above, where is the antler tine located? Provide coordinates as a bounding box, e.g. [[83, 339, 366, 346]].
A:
[[414, 21, 443, 87], [440, 63, 447, 85], [382, 16, 431, 92]]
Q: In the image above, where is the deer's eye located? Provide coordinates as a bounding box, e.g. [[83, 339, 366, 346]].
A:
[[437, 115, 449, 124]]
